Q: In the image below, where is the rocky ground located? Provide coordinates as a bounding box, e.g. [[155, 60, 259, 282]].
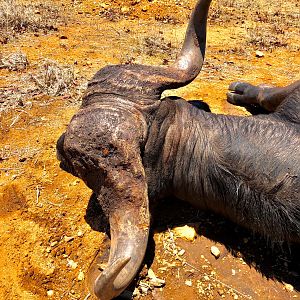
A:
[[0, 0, 299, 299]]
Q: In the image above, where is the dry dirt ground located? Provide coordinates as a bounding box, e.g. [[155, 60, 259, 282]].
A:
[[0, 0, 299, 299]]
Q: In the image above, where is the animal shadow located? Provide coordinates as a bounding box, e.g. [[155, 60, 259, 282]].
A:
[[151, 197, 300, 291], [85, 193, 300, 294]]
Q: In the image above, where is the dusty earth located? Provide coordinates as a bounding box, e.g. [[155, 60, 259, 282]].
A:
[[0, 0, 299, 299]]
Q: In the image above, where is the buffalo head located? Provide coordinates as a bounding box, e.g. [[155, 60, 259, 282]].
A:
[[56, 0, 212, 298]]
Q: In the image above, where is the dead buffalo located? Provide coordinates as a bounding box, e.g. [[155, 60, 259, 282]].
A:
[[56, 0, 300, 298]]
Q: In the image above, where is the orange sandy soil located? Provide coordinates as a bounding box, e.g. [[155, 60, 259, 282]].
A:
[[0, 0, 299, 299]]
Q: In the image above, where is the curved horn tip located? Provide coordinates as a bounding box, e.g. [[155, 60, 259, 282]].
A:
[[93, 257, 131, 300]]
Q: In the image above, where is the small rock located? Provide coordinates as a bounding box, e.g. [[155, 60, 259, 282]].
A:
[[100, 3, 109, 8], [284, 283, 294, 292], [218, 289, 224, 296], [133, 288, 140, 297], [139, 282, 150, 294], [60, 35, 68, 40], [50, 241, 58, 247], [173, 225, 197, 241], [78, 270, 85, 281], [255, 50, 264, 58], [178, 249, 185, 256], [233, 294, 239, 300], [185, 279, 192, 287], [67, 259, 78, 269], [25, 101, 33, 108], [211, 245, 221, 258], [147, 268, 165, 287], [47, 290, 54, 297], [121, 6, 130, 13], [142, 6, 148, 12], [64, 236, 74, 242], [70, 179, 80, 186], [147, 268, 156, 279], [45, 267, 55, 276], [77, 230, 84, 237], [231, 269, 236, 276], [150, 277, 165, 288]]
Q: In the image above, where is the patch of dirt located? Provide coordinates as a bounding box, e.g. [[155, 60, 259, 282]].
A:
[[0, 0, 299, 299]]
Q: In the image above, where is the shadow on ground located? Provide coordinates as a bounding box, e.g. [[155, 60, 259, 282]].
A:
[[85, 193, 300, 295]]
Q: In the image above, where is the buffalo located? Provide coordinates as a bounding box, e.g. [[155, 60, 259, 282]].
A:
[[56, 0, 300, 298]]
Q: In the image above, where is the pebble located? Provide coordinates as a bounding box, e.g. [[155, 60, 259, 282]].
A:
[[121, 6, 130, 13], [100, 3, 109, 8], [64, 236, 74, 242], [70, 179, 80, 186], [255, 50, 264, 57], [185, 279, 192, 287], [218, 289, 224, 296], [25, 101, 33, 107], [284, 283, 294, 292], [67, 259, 78, 269], [147, 268, 165, 287], [210, 245, 221, 258], [47, 290, 54, 297], [77, 230, 84, 237], [178, 249, 185, 256], [173, 225, 197, 241], [45, 267, 55, 276], [78, 270, 85, 281], [150, 277, 165, 287], [147, 268, 156, 279], [139, 282, 150, 294], [50, 241, 58, 247], [133, 288, 140, 297]]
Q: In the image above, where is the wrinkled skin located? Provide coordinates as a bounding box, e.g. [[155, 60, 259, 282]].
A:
[[56, 0, 299, 298], [145, 82, 300, 243]]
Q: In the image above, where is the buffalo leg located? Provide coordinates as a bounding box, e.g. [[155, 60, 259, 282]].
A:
[[227, 80, 300, 112]]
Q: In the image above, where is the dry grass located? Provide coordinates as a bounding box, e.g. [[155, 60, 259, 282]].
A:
[[0, 52, 28, 70], [0, 0, 62, 42], [29, 60, 75, 97], [209, 0, 299, 51], [0, 57, 85, 113], [247, 26, 288, 50]]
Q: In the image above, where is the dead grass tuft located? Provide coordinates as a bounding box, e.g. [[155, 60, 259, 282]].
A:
[[0, 52, 28, 70], [247, 26, 288, 50], [30, 60, 75, 97], [0, 0, 61, 42], [143, 36, 174, 58], [210, 0, 299, 50]]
